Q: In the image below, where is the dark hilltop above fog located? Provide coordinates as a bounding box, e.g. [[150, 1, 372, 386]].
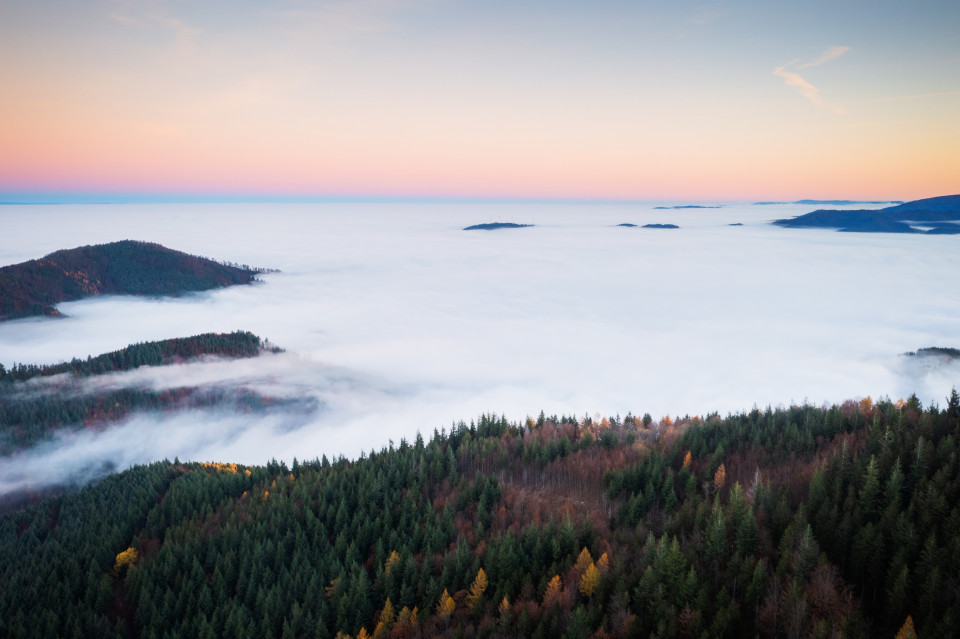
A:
[[772, 194, 960, 234], [653, 205, 722, 209], [463, 222, 534, 231], [0, 331, 309, 468], [754, 199, 904, 206], [903, 346, 960, 360], [0, 240, 273, 322], [617, 223, 681, 229]]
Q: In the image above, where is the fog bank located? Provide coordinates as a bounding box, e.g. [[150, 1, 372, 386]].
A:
[[1, 202, 958, 494]]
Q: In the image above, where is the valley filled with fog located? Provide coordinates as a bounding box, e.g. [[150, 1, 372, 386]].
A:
[[1, 201, 958, 494]]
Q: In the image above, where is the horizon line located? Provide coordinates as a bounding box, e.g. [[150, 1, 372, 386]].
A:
[[0, 191, 910, 206]]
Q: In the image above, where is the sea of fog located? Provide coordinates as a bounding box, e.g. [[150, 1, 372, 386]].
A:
[[1, 201, 958, 494]]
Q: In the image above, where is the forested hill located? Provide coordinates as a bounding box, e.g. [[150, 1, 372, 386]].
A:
[[0, 240, 272, 321], [0, 332, 293, 455], [2, 392, 959, 639], [0, 331, 277, 382]]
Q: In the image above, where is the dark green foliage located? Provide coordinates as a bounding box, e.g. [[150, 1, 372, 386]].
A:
[[0, 332, 292, 454], [0, 240, 272, 321], [1, 330, 274, 383], [2, 392, 960, 638]]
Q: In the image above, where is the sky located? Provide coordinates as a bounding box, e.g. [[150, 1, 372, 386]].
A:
[[1, 0, 959, 201]]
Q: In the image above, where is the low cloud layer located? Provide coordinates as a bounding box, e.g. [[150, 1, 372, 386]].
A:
[[1, 201, 958, 495]]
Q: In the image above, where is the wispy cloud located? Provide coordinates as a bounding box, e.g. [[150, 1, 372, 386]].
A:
[[773, 66, 824, 105], [775, 46, 850, 114], [108, 1, 202, 40], [797, 45, 850, 69]]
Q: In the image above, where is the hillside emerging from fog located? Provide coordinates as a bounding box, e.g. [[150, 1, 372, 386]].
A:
[[0, 332, 297, 458], [3, 392, 960, 639], [0, 240, 270, 322], [773, 194, 960, 234]]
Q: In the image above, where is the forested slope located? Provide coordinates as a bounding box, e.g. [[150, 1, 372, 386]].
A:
[[0, 240, 271, 321], [0, 332, 291, 454], [2, 392, 959, 639]]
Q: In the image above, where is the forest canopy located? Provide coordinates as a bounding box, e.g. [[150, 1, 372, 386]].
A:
[[2, 390, 959, 638]]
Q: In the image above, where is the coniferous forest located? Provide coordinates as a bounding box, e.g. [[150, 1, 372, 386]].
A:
[[0, 332, 292, 455], [2, 390, 959, 638]]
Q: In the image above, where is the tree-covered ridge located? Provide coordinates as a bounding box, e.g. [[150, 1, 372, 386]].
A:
[[0, 240, 274, 321], [0, 332, 294, 454], [0, 331, 277, 383], [2, 393, 959, 639]]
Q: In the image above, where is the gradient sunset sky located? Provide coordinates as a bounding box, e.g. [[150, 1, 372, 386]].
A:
[[2, 0, 958, 201]]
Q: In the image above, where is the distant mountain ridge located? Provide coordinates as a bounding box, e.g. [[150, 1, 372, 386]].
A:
[[772, 194, 960, 234], [0, 240, 271, 322], [754, 199, 904, 206]]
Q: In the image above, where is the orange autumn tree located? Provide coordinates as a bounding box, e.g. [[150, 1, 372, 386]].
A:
[[597, 552, 610, 574], [713, 463, 726, 493], [895, 616, 917, 639], [543, 575, 562, 607], [682, 451, 692, 469]]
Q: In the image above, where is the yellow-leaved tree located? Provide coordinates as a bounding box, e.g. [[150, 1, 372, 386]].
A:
[[436, 589, 455, 620], [380, 598, 395, 624], [467, 568, 488, 611], [114, 547, 138, 575], [384, 550, 401, 575], [578, 562, 600, 597], [683, 451, 692, 469], [574, 547, 593, 574]]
